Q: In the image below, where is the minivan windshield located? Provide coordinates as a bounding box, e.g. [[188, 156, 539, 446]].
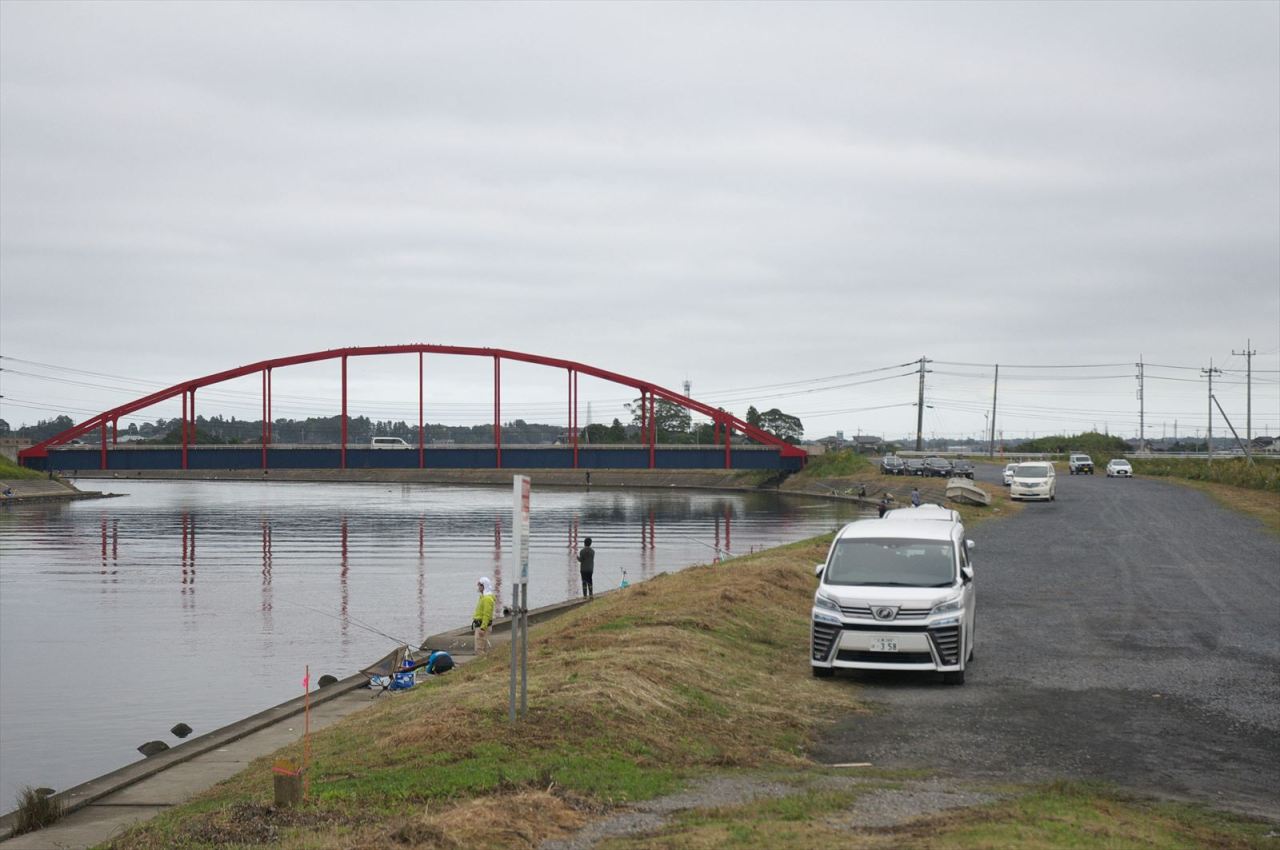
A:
[[825, 538, 956, 587], [1014, 465, 1050, 479]]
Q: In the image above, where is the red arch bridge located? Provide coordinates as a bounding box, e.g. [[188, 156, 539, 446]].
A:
[[18, 345, 807, 474]]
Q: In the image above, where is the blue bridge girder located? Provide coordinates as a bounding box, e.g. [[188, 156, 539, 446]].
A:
[[29, 444, 802, 473]]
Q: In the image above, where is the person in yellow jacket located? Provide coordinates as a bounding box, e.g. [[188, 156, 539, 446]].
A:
[[472, 576, 495, 655]]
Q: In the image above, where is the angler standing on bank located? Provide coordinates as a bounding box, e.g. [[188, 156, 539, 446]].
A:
[[577, 537, 595, 599], [472, 577, 495, 655]]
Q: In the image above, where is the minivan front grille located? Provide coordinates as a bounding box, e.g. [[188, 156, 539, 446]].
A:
[[838, 604, 930, 620], [811, 622, 840, 661], [929, 625, 961, 665]]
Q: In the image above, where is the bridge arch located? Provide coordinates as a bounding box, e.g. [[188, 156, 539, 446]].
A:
[[19, 345, 806, 471]]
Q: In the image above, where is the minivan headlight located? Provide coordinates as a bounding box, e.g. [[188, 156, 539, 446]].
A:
[[931, 594, 964, 616], [814, 592, 842, 613]]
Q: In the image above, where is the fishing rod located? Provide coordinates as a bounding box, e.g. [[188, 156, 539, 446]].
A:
[[275, 598, 418, 648], [275, 600, 458, 700]]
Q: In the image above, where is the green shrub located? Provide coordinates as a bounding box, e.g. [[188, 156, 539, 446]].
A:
[[12, 786, 63, 835], [1131, 458, 1280, 492], [0, 454, 44, 480], [1013, 431, 1131, 458], [796, 450, 871, 478]]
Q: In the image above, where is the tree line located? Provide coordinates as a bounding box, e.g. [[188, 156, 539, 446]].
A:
[[2, 397, 805, 446]]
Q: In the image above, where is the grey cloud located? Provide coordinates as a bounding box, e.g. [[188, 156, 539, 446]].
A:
[[1, 1, 1276, 438]]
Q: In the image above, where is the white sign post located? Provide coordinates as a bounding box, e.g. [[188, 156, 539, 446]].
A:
[[509, 475, 531, 722]]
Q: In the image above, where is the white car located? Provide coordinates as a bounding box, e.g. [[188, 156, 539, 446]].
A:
[[1002, 463, 1017, 486], [1009, 461, 1056, 501], [371, 437, 412, 449], [811, 507, 975, 685], [1106, 459, 1133, 477]]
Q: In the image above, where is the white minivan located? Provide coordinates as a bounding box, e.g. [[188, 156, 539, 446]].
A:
[[1009, 461, 1056, 501], [811, 505, 976, 685]]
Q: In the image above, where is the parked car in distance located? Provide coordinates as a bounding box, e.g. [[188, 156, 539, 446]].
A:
[[951, 459, 975, 479], [811, 507, 975, 685], [880, 455, 906, 475], [923, 457, 954, 478], [1010, 461, 1056, 501], [1106, 459, 1134, 477], [1068, 453, 1094, 475], [904, 458, 927, 476], [371, 437, 413, 449], [1002, 463, 1017, 486]]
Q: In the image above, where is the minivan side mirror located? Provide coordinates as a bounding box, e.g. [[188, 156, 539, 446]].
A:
[[961, 565, 974, 583], [966, 539, 975, 551], [814, 563, 825, 579]]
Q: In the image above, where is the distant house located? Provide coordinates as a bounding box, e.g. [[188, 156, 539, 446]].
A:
[[815, 435, 882, 453], [851, 435, 883, 454], [813, 436, 842, 453]]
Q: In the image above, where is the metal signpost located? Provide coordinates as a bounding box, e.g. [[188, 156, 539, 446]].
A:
[[509, 475, 531, 722]]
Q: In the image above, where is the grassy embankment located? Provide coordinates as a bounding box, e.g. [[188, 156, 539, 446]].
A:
[[0, 454, 44, 480], [795, 449, 875, 479], [1131, 458, 1280, 534], [105, 534, 1268, 849]]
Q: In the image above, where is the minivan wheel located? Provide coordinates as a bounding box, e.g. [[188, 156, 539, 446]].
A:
[[812, 666, 834, 678], [942, 670, 965, 685]]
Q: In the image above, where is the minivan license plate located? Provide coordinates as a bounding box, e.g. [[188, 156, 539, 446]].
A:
[[870, 638, 898, 653]]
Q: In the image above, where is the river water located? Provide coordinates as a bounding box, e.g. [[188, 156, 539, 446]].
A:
[[0, 479, 863, 808]]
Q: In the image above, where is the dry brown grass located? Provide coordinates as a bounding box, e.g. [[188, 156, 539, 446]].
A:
[[331, 790, 588, 850], [360, 553, 861, 769]]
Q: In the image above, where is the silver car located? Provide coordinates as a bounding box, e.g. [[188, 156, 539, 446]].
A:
[[1106, 459, 1134, 477], [1010, 462, 1057, 501]]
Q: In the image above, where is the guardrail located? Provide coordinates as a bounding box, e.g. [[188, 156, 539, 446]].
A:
[[1128, 452, 1280, 461], [49, 442, 779, 452]]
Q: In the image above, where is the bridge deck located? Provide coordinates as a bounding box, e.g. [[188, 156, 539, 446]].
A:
[[31, 444, 802, 472]]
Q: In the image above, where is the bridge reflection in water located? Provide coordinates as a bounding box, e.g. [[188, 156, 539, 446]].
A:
[[88, 495, 746, 630]]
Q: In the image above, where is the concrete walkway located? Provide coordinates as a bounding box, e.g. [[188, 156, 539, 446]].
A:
[[0, 478, 102, 502], [0, 598, 587, 849]]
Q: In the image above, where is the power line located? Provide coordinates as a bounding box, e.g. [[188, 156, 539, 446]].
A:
[[932, 360, 1132, 368]]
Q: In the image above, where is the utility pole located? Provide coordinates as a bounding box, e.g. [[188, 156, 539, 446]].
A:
[[914, 355, 930, 452], [1202, 359, 1221, 462], [1135, 356, 1145, 451], [989, 364, 999, 459], [1232, 340, 1255, 445]]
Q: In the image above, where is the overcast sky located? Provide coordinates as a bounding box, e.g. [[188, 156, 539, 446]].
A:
[[2, 1, 1277, 443]]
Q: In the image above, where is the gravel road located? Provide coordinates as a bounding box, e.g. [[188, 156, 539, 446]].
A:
[[812, 467, 1280, 820]]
